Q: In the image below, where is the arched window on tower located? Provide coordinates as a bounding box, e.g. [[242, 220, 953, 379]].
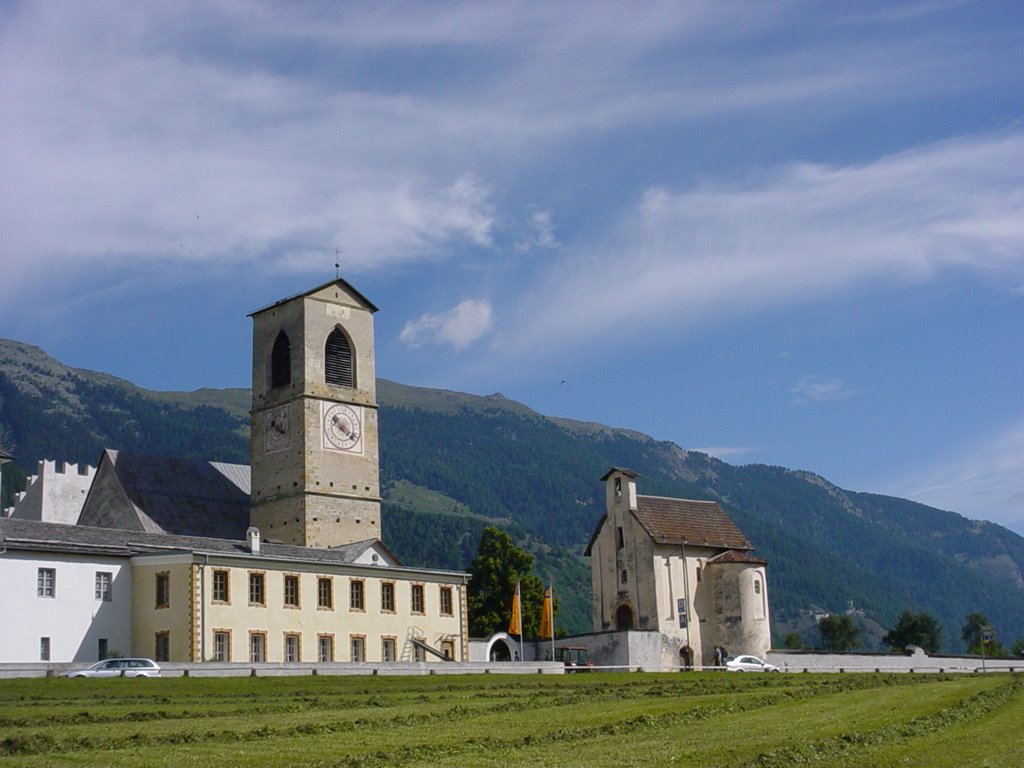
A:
[[270, 331, 291, 389], [325, 328, 354, 387]]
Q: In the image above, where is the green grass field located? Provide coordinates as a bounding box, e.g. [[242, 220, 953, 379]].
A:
[[0, 672, 1021, 767]]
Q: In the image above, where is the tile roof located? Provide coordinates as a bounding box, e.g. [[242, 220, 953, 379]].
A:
[[708, 549, 766, 565], [633, 495, 752, 550], [0, 518, 465, 578], [104, 450, 251, 539]]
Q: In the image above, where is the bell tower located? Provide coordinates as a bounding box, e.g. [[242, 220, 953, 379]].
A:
[[249, 278, 381, 548]]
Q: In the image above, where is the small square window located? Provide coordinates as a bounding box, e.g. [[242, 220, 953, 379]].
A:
[[95, 572, 112, 601], [37, 568, 56, 598]]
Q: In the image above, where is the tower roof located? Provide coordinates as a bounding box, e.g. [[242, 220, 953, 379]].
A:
[[248, 277, 379, 317]]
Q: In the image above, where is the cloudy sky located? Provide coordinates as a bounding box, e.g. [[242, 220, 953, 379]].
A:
[[1, 1, 1022, 532]]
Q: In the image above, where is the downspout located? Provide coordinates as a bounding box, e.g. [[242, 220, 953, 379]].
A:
[[680, 540, 691, 652], [459, 575, 469, 662]]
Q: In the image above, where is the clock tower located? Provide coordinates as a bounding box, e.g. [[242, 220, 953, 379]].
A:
[[248, 278, 381, 548]]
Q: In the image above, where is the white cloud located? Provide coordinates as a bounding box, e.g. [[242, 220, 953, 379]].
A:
[[400, 299, 494, 351], [888, 418, 1024, 535], [791, 376, 860, 405], [506, 131, 1024, 362]]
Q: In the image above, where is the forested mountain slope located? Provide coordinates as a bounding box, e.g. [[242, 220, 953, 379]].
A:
[[2, 338, 1023, 649]]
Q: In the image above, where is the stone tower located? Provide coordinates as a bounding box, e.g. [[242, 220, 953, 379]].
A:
[[249, 278, 381, 548]]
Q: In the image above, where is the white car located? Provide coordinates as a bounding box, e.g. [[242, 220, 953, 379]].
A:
[[726, 655, 779, 672], [66, 658, 162, 678]]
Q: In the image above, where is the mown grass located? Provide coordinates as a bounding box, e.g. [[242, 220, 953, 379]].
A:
[[0, 672, 1020, 767]]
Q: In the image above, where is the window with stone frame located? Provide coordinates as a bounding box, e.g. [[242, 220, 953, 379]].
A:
[[318, 635, 334, 663], [213, 630, 230, 662], [381, 637, 397, 662], [212, 569, 230, 603], [325, 328, 354, 387], [317, 577, 333, 609], [284, 574, 300, 608], [411, 584, 425, 614], [95, 571, 112, 601], [249, 572, 266, 606], [154, 631, 170, 662], [350, 579, 365, 611], [249, 631, 267, 663], [284, 633, 301, 663], [350, 635, 365, 663], [155, 572, 170, 608], [439, 586, 453, 616], [270, 331, 291, 389], [380, 581, 395, 613]]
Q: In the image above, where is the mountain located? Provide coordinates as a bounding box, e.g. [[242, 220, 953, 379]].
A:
[[2, 337, 1023, 651]]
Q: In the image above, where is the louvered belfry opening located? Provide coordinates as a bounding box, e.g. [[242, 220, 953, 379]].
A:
[[325, 328, 354, 387], [270, 331, 291, 389]]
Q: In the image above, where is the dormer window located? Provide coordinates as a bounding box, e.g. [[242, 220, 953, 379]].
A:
[[270, 331, 291, 389], [325, 328, 354, 387]]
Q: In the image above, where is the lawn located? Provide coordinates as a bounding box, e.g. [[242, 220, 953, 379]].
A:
[[0, 672, 1020, 767]]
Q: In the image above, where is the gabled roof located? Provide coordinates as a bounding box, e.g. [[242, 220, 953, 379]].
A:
[[600, 467, 640, 481], [0, 518, 463, 577], [634, 495, 752, 550], [79, 450, 251, 539], [248, 277, 379, 316]]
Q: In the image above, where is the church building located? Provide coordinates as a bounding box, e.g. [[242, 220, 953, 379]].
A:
[[0, 279, 469, 665], [586, 468, 770, 666]]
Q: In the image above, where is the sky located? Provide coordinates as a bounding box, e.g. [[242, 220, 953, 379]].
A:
[[1, 1, 1022, 533]]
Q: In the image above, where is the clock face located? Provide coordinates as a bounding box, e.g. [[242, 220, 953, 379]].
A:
[[264, 406, 290, 454], [322, 402, 362, 453]]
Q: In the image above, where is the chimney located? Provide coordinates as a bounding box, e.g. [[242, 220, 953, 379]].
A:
[[247, 526, 261, 555]]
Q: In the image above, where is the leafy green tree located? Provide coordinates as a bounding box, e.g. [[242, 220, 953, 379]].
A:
[[882, 610, 941, 653], [467, 527, 545, 638], [962, 612, 1008, 656], [782, 632, 803, 650], [818, 614, 861, 651], [1012, 638, 1024, 658]]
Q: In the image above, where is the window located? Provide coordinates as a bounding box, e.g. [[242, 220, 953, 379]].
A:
[[249, 632, 266, 663], [317, 577, 333, 609], [350, 579, 364, 611], [616, 527, 625, 549], [155, 572, 170, 608], [411, 584, 424, 614], [40, 637, 50, 661], [37, 568, 55, 598], [270, 330, 291, 389], [155, 632, 170, 662], [249, 572, 266, 606], [318, 635, 334, 663], [381, 581, 395, 612], [95, 572, 112, 601], [213, 631, 230, 662], [441, 640, 455, 660], [212, 570, 229, 603], [325, 328, 354, 387], [284, 574, 300, 608], [440, 586, 453, 616], [754, 579, 762, 595], [98, 638, 108, 660], [350, 636, 365, 663], [621, 569, 628, 585], [284, 633, 301, 663], [382, 637, 397, 662]]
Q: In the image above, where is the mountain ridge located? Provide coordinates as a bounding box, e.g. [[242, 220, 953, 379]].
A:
[[2, 337, 1022, 650]]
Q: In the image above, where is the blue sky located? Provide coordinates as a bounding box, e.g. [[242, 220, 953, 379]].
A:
[[1, 1, 1022, 532]]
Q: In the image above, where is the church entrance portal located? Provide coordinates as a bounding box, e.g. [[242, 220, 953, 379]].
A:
[[615, 604, 634, 630]]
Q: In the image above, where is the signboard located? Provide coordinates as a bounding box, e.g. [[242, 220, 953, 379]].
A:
[[982, 626, 995, 644], [677, 598, 687, 629]]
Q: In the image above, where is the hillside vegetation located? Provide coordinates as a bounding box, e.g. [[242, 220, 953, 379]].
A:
[[3, 338, 1024, 649]]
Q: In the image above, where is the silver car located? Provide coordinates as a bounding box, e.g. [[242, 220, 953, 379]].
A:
[[726, 654, 780, 672], [66, 658, 162, 678]]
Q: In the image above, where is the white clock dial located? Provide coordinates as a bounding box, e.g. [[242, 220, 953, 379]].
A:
[[322, 402, 362, 453], [264, 406, 290, 453]]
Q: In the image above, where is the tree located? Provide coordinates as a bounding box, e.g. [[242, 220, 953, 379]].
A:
[[466, 527, 546, 638], [1012, 638, 1024, 658], [782, 632, 804, 650], [962, 612, 1008, 657], [818, 614, 861, 651], [882, 610, 941, 653]]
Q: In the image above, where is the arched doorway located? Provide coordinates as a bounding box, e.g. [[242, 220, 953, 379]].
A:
[[615, 604, 634, 630], [489, 639, 512, 661]]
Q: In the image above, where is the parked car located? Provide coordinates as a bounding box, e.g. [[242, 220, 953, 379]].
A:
[[66, 658, 162, 678], [726, 655, 779, 673]]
